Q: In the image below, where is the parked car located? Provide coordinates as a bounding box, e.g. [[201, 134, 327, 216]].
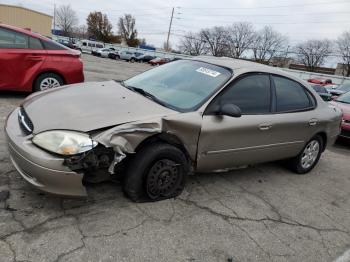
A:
[[149, 57, 171, 65], [117, 51, 141, 62], [108, 50, 119, 59], [307, 78, 333, 86], [5, 58, 342, 201], [329, 83, 350, 97], [94, 48, 115, 58], [57, 39, 75, 49], [135, 55, 156, 63], [76, 40, 104, 53], [330, 92, 350, 139], [0, 23, 84, 92], [310, 84, 332, 101]]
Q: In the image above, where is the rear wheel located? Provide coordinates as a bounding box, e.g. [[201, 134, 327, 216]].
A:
[[116, 55, 120, 60], [33, 73, 64, 92], [287, 135, 323, 174], [123, 143, 188, 202], [130, 57, 135, 63]]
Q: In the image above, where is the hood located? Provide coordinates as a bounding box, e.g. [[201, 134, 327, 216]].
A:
[[330, 89, 345, 96], [22, 81, 176, 133]]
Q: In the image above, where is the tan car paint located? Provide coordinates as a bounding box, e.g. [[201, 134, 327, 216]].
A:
[[5, 57, 342, 197]]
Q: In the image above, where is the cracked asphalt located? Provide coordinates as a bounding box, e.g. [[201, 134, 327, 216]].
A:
[[1, 54, 350, 262]]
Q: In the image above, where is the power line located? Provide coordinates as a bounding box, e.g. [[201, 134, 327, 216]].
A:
[[177, 11, 350, 17], [178, 0, 349, 10]]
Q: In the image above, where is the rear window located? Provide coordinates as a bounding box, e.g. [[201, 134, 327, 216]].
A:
[[29, 37, 43, 49], [273, 76, 312, 112], [41, 39, 66, 50]]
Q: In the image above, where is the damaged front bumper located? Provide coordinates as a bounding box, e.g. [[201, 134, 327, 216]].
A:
[[5, 108, 87, 197]]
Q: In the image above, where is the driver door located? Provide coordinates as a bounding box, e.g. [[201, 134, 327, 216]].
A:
[[197, 73, 284, 172]]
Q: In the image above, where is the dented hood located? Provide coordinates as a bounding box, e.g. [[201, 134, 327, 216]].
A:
[[22, 81, 176, 133]]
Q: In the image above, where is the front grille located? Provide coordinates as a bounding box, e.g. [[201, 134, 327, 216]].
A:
[[340, 129, 350, 138], [18, 107, 34, 135]]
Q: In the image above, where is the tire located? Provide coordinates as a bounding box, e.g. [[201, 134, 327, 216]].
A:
[[116, 55, 120, 60], [123, 143, 189, 202], [130, 58, 135, 63], [287, 135, 323, 174], [33, 73, 64, 92]]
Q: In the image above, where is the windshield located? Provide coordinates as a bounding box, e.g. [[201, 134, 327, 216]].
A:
[[124, 60, 232, 111], [338, 83, 350, 92], [336, 92, 350, 104]]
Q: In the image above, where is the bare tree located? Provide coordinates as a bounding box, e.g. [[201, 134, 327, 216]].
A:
[[251, 26, 288, 63], [178, 32, 207, 55], [295, 39, 332, 72], [337, 31, 350, 77], [72, 25, 88, 39], [200, 26, 227, 56], [118, 14, 139, 47], [226, 22, 255, 58], [56, 5, 78, 37]]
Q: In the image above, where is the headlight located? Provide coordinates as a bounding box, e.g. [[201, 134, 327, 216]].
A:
[[32, 130, 98, 155]]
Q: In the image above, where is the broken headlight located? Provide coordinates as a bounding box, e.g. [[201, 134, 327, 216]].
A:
[[32, 130, 98, 155]]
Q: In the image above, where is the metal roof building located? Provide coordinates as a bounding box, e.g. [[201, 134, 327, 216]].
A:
[[0, 4, 52, 36]]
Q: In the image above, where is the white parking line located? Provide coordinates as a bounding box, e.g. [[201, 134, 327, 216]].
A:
[[334, 249, 350, 262]]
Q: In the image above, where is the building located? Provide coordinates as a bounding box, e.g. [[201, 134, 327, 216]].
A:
[[0, 4, 52, 36], [335, 63, 350, 77]]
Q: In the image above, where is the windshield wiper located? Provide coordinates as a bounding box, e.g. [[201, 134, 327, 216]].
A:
[[121, 82, 169, 107]]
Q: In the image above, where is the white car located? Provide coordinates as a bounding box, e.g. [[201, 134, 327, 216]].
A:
[[95, 48, 114, 58], [117, 51, 143, 62]]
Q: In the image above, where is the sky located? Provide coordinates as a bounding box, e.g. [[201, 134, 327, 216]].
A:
[[2, 0, 350, 60]]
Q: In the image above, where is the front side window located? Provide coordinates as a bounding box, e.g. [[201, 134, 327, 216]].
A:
[[218, 74, 271, 114], [124, 60, 232, 111], [0, 28, 28, 48], [273, 76, 312, 112]]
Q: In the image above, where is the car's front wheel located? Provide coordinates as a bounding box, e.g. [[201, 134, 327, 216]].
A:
[[34, 73, 64, 92], [130, 58, 135, 63], [287, 135, 323, 174], [123, 143, 188, 202]]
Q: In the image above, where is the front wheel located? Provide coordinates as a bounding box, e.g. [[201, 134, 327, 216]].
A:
[[123, 143, 188, 202], [130, 58, 135, 63], [287, 135, 323, 174], [33, 73, 64, 92]]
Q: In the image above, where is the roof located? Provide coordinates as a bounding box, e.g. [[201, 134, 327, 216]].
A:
[[0, 4, 53, 18], [0, 23, 48, 40]]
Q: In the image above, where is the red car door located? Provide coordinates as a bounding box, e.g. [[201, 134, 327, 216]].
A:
[[0, 27, 46, 91]]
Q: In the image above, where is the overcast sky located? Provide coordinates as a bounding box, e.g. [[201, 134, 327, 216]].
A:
[[3, 0, 350, 51]]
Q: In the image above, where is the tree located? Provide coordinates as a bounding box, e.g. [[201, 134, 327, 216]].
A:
[[56, 5, 78, 37], [178, 32, 207, 55], [295, 39, 332, 72], [72, 25, 88, 39], [199, 26, 227, 56], [86, 12, 114, 42], [226, 22, 255, 58], [251, 26, 288, 63], [118, 14, 139, 47], [337, 31, 350, 77]]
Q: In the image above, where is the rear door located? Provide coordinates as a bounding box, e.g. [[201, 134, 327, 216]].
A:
[[0, 27, 46, 91]]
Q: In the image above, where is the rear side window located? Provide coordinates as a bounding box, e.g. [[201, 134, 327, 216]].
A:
[[0, 28, 28, 48], [273, 76, 312, 112], [41, 40, 66, 50], [29, 37, 43, 49], [219, 74, 271, 114], [82, 42, 87, 46]]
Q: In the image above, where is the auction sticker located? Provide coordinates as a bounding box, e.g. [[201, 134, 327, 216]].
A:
[[196, 67, 221, 77]]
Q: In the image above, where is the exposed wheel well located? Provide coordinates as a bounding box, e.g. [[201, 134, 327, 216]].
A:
[[32, 71, 66, 91], [135, 133, 192, 166]]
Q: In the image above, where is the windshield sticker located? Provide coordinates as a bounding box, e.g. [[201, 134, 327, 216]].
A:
[[196, 67, 221, 77]]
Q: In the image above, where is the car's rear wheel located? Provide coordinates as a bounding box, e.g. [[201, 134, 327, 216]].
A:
[[34, 73, 64, 92], [116, 55, 120, 60], [287, 135, 323, 174], [123, 143, 188, 202], [130, 58, 135, 63]]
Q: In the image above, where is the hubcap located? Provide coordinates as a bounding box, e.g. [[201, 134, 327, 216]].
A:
[[40, 77, 61, 91], [301, 140, 320, 169], [146, 159, 180, 199]]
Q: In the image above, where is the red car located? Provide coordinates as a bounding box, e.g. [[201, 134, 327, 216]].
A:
[[0, 24, 84, 92], [149, 57, 170, 66], [307, 78, 332, 86], [330, 92, 350, 139]]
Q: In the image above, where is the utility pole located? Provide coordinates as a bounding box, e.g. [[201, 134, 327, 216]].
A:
[[166, 7, 174, 51], [53, 2, 56, 33]]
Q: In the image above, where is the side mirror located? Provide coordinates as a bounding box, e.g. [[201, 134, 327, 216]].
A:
[[219, 104, 242, 117]]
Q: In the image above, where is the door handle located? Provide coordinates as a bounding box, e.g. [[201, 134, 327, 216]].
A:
[[27, 55, 43, 61], [309, 119, 318, 126], [259, 123, 272, 131]]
